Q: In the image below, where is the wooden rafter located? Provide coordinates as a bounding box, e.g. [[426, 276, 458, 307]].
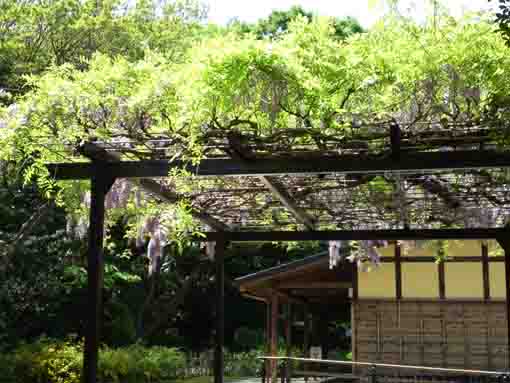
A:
[[79, 143, 228, 231], [227, 133, 315, 230]]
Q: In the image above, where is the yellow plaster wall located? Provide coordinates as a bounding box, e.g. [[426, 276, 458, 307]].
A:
[[402, 263, 438, 298], [444, 263, 483, 298], [358, 263, 395, 298], [400, 240, 481, 258], [490, 263, 505, 298], [356, 241, 503, 300]]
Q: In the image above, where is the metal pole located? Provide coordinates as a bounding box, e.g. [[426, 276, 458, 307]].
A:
[[83, 171, 113, 383], [214, 240, 225, 383]]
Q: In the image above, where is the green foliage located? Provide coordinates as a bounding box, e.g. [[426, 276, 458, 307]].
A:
[[227, 6, 363, 40], [233, 327, 265, 351], [0, 338, 186, 383], [5, 11, 508, 238], [0, 0, 207, 95]]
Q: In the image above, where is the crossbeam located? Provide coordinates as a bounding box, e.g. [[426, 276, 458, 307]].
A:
[[200, 228, 508, 242], [47, 150, 510, 180]]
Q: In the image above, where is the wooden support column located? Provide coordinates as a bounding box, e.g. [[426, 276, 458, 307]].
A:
[[438, 261, 446, 300], [83, 169, 114, 383], [482, 241, 490, 301], [303, 303, 310, 383], [285, 303, 292, 383], [395, 243, 402, 299], [497, 236, 510, 369], [215, 240, 226, 383], [265, 301, 272, 383], [270, 293, 279, 383]]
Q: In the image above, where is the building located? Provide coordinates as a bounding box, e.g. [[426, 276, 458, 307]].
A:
[[235, 240, 508, 378]]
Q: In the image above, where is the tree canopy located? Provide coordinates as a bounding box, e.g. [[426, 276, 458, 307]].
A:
[[0, 0, 509, 352], [227, 5, 363, 39], [2, 12, 509, 234]]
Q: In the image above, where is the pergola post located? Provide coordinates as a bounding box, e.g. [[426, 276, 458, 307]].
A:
[[303, 303, 310, 383], [265, 301, 272, 383], [270, 293, 279, 383], [214, 239, 226, 383], [83, 168, 114, 383], [285, 303, 292, 383]]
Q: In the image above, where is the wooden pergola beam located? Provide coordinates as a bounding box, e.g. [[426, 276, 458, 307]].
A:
[[201, 228, 508, 242], [259, 177, 315, 229], [47, 149, 510, 180], [78, 143, 228, 231], [228, 133, 315, 230]]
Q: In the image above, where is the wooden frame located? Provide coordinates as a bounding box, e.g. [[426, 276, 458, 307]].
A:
[[44, 138, 510, 382], [47, 150, 510, 180]]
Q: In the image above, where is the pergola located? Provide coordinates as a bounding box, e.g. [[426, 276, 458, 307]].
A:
[[46, 122, 510, 383]]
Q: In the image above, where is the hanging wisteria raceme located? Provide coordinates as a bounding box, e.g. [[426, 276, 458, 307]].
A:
[[139, 216, 167, 276], [204, 242, 216, 260], [105, 179, 132, 209], [345, 240, 388, 272], [329, 240, 346, 269]]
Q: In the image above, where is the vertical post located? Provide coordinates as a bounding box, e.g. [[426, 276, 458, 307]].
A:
[[395, 243, 402, 300], [303, 303, 310, 383], [83, 171, 113, 383], [265, 301, 272, 383], [285, 303, 292, 383], [438, 261, 445, 300], [270, 293, 279, 383], [215, 239, 226, 383], [482, 241, 490, 301]]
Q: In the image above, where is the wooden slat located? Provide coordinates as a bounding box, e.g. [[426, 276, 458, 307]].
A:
[[354, 299, 510, 371]]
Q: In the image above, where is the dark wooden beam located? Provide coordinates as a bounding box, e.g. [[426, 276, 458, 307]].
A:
[[214, 240, 226, 383], [438, 261, 446, 300], [83, 169, 115, 383], [395, 243, 402, 299], [227, 134, 315, 230], [77, 142, 228, 231], [259, 177, 315, 230], [47, 149, 510, 180], [277, 282, 351, 289], [482, 242, 490, 301], [202, 228, 507, 242]]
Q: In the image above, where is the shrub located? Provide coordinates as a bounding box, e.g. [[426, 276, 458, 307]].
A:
[[0, 338, 186, 383]]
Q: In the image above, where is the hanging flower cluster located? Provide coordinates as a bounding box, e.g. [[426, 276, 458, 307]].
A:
[[329, 240, 389, 272], [329, 240, 346, 269], [138, 217, 167, 276]]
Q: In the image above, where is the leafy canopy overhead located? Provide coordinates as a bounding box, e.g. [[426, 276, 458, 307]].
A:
[[1, 11, 509, 235]]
